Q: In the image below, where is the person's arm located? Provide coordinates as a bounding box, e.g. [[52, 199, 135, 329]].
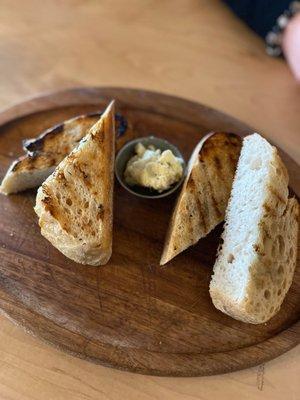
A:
[[224, 1, 300, 81], [282, 12, 300, 80]]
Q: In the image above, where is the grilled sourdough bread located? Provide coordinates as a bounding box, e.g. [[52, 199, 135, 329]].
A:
[[0, 111, 132, 194], [160, 132, 242, 265], [34, 102, 115, 266], [210, 133, 299, 324]]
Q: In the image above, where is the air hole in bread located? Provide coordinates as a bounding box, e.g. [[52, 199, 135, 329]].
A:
[[249, 157, 262, 170], [270, 306, 274, 313], [264, 289, 271, 300], [271, 242, 277, 258], [255, 278, 264, 290], [282, 278, 287, 289], [277, 235, 285, 254], [289, 247, 294, 259], [227, 254, 234, 263], [66, 198, 72, 206], [84, 201, 89, 209], [277, 288, 282, 296], [277, 265, 284, 275], [271, 235, 284, 257], [263, 236, 272, 255]]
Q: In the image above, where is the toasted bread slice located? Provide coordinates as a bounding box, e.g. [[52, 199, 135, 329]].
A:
[[34, 102, 115, 266], [160, 132, 242, 265], [0, 112, 133, 194], [210, 133, 299, 324]]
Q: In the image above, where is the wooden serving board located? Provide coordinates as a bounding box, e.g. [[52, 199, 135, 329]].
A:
[[0, 87, 299, 377]]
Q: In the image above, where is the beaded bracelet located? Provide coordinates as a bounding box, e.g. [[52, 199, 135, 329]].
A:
[[266, 1, 300, 56]]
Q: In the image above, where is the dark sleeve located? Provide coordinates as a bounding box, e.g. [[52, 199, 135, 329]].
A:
[[223, 0, 291, 38]]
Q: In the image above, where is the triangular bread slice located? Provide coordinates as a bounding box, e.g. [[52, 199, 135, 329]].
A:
[[160, 132, 242, 265], [0, 112, 132, 194], [34, 101, 115, 266], [210, 133, 299, 324]]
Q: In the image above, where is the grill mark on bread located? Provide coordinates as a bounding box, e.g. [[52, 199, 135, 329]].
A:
[[206, 176, 222, 218], [214, 156, 221, 170], [228, 153, 237, 167], [73, 161, 91, 187], [189, 173, 208, 232], [41, 184, 72, 233], [23, 123, 65, 152], [12, 154, 57, 172], [196, 197, 208, 232], [202, 158, 222, 219], [227, 133, 236, 140], [41, 186, 61, 220], [228, 133, 241, 145]]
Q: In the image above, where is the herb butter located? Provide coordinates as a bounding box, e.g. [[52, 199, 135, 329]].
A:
[[124, 143, 183, 192]]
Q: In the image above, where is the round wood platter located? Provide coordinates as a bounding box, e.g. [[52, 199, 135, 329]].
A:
[[0, 87, 299, 377]]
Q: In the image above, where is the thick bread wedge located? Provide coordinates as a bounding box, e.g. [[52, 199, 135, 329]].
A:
[[0, 112, 132, 194], [210, 133, 299, 324], [34, 101, 115, 266], [160, 132, 242, 265]]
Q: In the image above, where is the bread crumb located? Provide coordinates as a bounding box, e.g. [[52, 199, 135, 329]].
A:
[[9, 232, 14, 237]]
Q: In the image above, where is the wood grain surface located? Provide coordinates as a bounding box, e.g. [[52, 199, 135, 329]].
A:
[[0, 0, 299, 398], [0, 87, 299, 377]]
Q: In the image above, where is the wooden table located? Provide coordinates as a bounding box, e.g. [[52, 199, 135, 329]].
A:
[[0, 0, 299, 398]]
